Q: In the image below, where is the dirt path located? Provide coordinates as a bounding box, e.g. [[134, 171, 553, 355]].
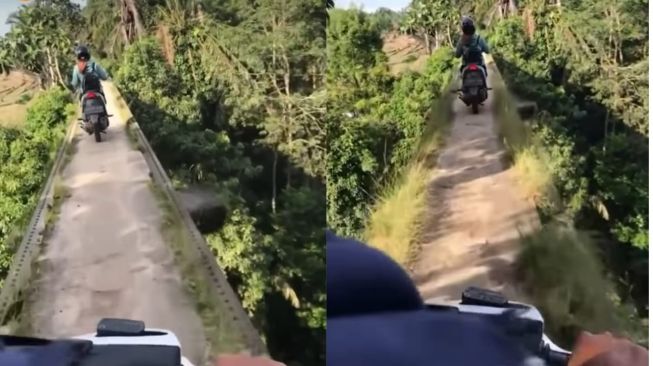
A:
[[29, 82, 206, 364], [412, 65, 540, 304]]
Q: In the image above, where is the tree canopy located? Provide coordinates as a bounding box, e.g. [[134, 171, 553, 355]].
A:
[[0, 0, 326, 364]]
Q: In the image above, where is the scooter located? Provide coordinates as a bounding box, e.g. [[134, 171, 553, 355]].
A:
[[78, 90, 112, 143], [0, 318, 196, 366], [426, 287, 572, 365], [451, 63, 492, 114]]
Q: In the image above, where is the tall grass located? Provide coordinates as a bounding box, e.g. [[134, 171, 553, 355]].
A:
[[489, 61, 560, 211], [364, 89, 453, 266], [517, 224, 647, 348], [364, 165, 430, 265]]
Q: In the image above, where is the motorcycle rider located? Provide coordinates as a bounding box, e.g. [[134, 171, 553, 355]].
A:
[[326, 231, 647, 366], [455, 16, 490, 77], [70, 45, 109, 108]]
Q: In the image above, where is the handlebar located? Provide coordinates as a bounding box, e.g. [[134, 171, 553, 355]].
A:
[[541, 334, 571, 365]]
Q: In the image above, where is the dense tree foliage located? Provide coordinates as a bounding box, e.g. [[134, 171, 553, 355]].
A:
[[401, 0, 459, 51], [326, 8, 454, 236], [0, 88, 73, 284], [476, 0, 648, 313], [111, 1, 326, 365], [104, 1, 326, 365], [0, 0, 325, 364], [368, 8, 403, 33], [0, 0, 82, 86]]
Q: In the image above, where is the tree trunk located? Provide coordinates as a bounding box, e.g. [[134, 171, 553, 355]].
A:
[[125, 0, 144, 37], [286, 141, 292, 189], [272, 150, 277, 214], [282, 49, 292, 189], [119, 23, 129, 44], [383, 137, 388, 172], [187, 48, 198, 87], [499, 0, 518, 17], [603, 109, 609, 153], [508, 0, 518, 13], [45, 48, 56, 87], [424, 33, 431, 54], [120, 0, 145, 44], [53, 51, 66, 88]]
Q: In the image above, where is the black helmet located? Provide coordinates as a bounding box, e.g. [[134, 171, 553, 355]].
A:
[[75, 45, 90, 61], [461, 16, 475, 35]]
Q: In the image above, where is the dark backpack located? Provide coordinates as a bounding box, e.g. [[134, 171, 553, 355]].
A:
[[81, 62, 102, 94], [463, 35, 484, 65]]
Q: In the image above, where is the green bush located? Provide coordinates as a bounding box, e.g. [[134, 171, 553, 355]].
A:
[[326, 11, 455, 238], [0, 87, 72, 285]]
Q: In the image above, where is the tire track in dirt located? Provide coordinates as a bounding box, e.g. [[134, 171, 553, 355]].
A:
[[412, 65, 540, 304]]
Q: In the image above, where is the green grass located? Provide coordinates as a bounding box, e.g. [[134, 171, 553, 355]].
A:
[[62, 135, 79, 169], [148, 182, 251, 360], [125, 119, 144, 152], [364, 87, 453, 266], [490, 64, 560, 211], [516, 224, 648, 348], [45, 179, 69, 234], [364, 165, 430, 265]]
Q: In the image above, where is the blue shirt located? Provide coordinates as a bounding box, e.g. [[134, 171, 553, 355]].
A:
[[455, 34, 490, 65], [70, 60, 108, 92]]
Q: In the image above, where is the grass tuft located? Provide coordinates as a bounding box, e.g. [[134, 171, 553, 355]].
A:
[[490, 65, 560, 210], [364, 164, 430, 265], [364, 85, 453, 266]]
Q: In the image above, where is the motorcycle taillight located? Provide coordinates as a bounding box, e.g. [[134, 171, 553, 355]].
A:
[[468, 64, 478, 71], [86, 91, 97, 99]]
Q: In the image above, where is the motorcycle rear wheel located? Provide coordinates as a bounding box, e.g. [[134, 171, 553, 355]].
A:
[[94, 126, 101, 142]]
